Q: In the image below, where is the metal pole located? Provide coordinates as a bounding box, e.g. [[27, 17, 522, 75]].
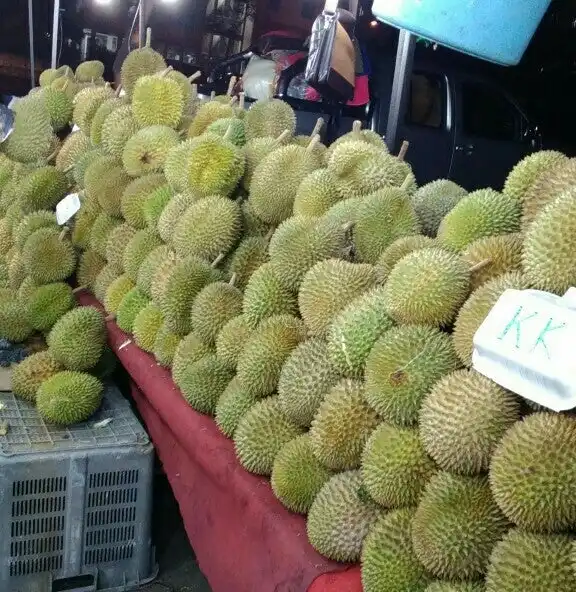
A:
[[51, 0, 61, 69], [139, 0, 146, 48], [28, 0, 35, 87], [385, 29, 416, 153]]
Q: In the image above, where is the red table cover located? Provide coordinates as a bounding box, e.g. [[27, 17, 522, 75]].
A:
[[77, 293, 363, 592]]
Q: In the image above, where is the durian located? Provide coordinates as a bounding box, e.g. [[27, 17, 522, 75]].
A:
[[214, 377, 258, 438], [11, 350, 62, 402]]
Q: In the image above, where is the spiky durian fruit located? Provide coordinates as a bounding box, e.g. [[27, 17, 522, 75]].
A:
[[187, 101, 235, 137], [376, 234, 437, 281], [153, 322, 181, 367], [244, 98, 296, 141], [72, 200, 101, 250], [17, 166, 69, 214], [241, 199, 274, 237], [214, 377, 258, 438], [48, 307, 106, 371], [489, 413, 576, 533], [271, 434, 334, 514], [11, 350, 62, 402], [87, 163, 131, 218], [227, 235, 269, 291], [172, 196, 242, 261], [328, 141, 416, 199], [242, 132, 289, 191], [425, 584, 484, 592], [72, 86, 114, 134], [150, 253, 178, 305], [383, 248, 470, 326], [420, 369, 520, 476], [133, 303, 164, 353], [27, 282, 75, 331], [236, 315, 307, 398], [411, 179, 468, 237], [293, 168, 340, 218], [365, 325, 461, 426], [75, 60, 104, 82], [234, 396, 304, 475], [93, 264, 121, 302], [89, 213, 122, 258], [104, 274, 135, 315], [122, 125, 180, 177], [522, 190, 576, 294], [269, 216, 349, 292], [73, 147, 105, 188], [121, 173, 166, 229], [353, 187, 421, 264], [38, 86, 74, 131], [242, 262, 298, 329], [277, 338, 340, 428], [0, 299, 32, 341], [105, 223, 135, 273], [101, 105, 140, 159], [90, 97, 124, 145], [362, 509, 432, 592], [215, 315, 253, 370], [326, 120, 386, 162], [207, 117, 246, 146], [13, 211, 57, 249], [437, 189, 521, 252], [299, 259, 378, 337], [362, 422, 436, 508], [136, 246, 174, 297], [39, 67, 66, 88], [2, 94, 55, 163], [462, 233, 523, 290], [412, 472, 509, 580], [116, 287, 149, 333], [178, 134, 245, 197], [453, 272, 530, 366], [132, 71, 184, 129], [190, 279, 243, 346], [249, 140, 323, 225], [164, 139, 194, 192], [171, 332, 214, 387], [22, 228, 76, 284], [522, 158, 576, 229], [486, 530, 574, 592], [0, 219, 11, 256], [122, 229, 162, 282], [143, 184, 174, 231], [55, 130, 92, 171], [503, 150, 567, 202], [159, 256, 220, 335], [120, 32, 167, 99], [325, 287, 394, 378], [77, 250, 106, 291], [307, 470, 384, 562], [157, 190, 198, 242], [37, 371, 103, 425], [310, 379, 379, 471]]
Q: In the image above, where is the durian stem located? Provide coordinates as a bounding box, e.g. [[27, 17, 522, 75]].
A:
[[307, 134, 321, 153], [210, 90, 216, 101], [229, 95, 238, 106], [223, 125, 234, 142], [105, 313, 116, 322], [469, 258, 492, 273], [311, 118, 325, 138], [227, 76, 237, 97], [400, 174, 412, 192], [211, 253, 225, 268], [398, 140, 409, 161], [352, 120, 362, 133], [145, 27, 152, 48], [229, 273, 237, 287], [72, 286, 88, 294], [63, 165, 74, 174], [45, 148, 59, 164], [160, 67, 173, 78], [58, 227, 69, 241], [238, 92, 245, 111], [264, 228, 275, 242], [115, 84, 123, 97], [191, 84, 198, 100], [188, 71, 202, 83], [268, 81, 275, 100], [341, 221, 355, 232], [273, 130, 291, 147]]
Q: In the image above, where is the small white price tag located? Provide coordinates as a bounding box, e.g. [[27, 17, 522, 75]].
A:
[[473, 289, 576, 412], [72, 124, 80, 132], [56, 193, 81, 225]]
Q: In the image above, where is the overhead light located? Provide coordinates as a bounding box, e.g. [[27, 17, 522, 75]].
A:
[[94, 0, 113, 5], [370, 19, 379, 28], [162, 0, 180, 3]]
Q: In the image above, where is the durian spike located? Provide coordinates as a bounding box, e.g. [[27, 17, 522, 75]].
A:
[[188, 71, 202, 83], [58, 227, 69, 241], [227, 76, 237, 97], [469, 258, 493, 274], [160, 66, 173, 78], [211, 253, 225, 268], [145, 27, 152, 49], [306, 134, 321, 153], [273, 129, 291, 147], [352, 120, 362, 133], [398, 140, 409, 161], [229, 95, 238, 106], [115, 84, 123, 97], [72, 286, 88, 294], [238, 92, 245, 111], [210, 90, 216, 101], [400, 174, 413, 192], [311, 118, 325, 138], [229, 273, 237, 287]]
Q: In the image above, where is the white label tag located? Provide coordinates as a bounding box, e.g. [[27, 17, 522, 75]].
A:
[[72, 124, 80, 132], [56, 193, 81, 225], [473, 289, 576, 412]]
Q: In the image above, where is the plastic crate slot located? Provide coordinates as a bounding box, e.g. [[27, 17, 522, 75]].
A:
[[11, 515, 65, 537], [84, 543, 135, 566], [88, 470, 139, 489], [12, 494, 66, 517], [52, 574, 95, 591], [85, 525, 135, 547], [87, 486, 138, 508], [9, 554, 63, 576], [13, 477, 67, 497], [11, 534, 64, 557], [86, 506, 137, 528]]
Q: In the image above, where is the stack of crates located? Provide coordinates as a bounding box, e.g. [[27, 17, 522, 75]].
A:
[[0, 384, 157, 592]]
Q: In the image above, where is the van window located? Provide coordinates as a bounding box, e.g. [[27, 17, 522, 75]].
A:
[[461, 82, 519, 141], [407, 73, 443, 128]]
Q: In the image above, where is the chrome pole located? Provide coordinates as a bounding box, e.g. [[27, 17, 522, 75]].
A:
[[51, 0, 61, 69], [28, 0, 35, 87]]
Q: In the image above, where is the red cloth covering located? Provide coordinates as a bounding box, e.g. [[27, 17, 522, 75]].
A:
[[77, 294, 363, 592]]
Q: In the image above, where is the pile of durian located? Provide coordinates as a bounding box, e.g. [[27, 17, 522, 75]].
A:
[[2, 32, 576, 590]]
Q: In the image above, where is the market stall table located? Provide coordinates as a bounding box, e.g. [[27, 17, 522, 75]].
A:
[[77, 293, 363, 592]]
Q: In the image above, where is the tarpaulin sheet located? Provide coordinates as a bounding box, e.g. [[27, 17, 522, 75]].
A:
[[77, 293, 363, 592]]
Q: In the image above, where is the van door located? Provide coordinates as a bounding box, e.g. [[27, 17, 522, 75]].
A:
[[398, 71, 456, 184], [450, 80, 532, 191]]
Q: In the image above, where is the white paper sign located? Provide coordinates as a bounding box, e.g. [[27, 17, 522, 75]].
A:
[[473, 288, 576, 412], [56, 193, 81, 225]]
